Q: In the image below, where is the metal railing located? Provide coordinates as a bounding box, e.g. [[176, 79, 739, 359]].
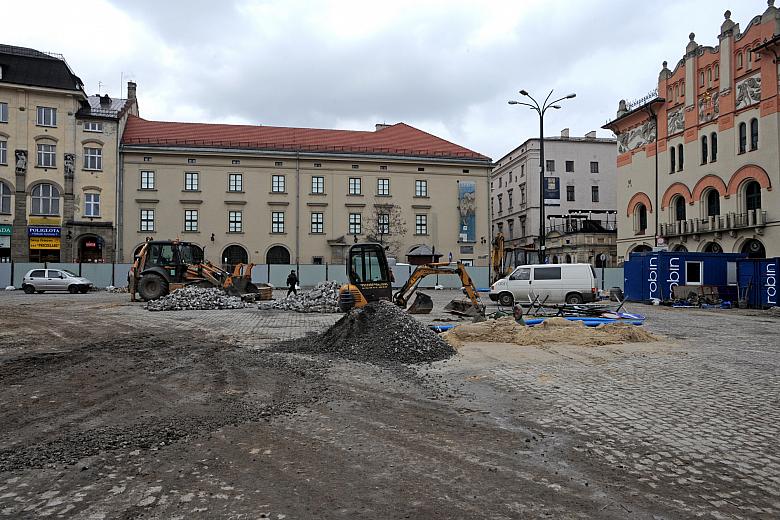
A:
[[626, 89, 660, 111], [659, 210, 767, 237]]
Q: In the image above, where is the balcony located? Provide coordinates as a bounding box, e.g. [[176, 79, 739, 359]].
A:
[[545, 219, 617, 235], [659, 210, 767, 237]]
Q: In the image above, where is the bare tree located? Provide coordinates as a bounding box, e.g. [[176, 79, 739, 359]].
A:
[[364, 203, 407, 259]]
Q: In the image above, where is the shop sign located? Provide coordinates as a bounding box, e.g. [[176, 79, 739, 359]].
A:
[[0, 224, 11, 236], [0, 236, 10, 248], [28, 226, 61, 237], [29, 216, 62, 226], [85, 240, 97, 248], [30, 237, 61, 250]]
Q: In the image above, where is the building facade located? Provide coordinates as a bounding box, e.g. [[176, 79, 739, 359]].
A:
[[605, 4, 780, 262], [490, 129, 617, 267], [119, 118, 492, 269], [0, 45, 136, 263]]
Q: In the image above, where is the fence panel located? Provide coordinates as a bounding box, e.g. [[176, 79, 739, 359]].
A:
[[251, 264, 270, 285], [269, 264, 293, 288], [48, 263, 81, 275], [13, 263, 45, 287], [298, 265, 327, 288], [465, 266, 490, 291], [595, 267, 624, 291], [0, 263, 10, 287], [81, 264, 114, 288], [326, 264, 350, 285], [114, 264, 132, 287], [391, 265, 412, 288]]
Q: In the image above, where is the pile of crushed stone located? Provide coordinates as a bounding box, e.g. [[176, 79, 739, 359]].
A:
[[146, 286, 247, 311], [278, 301, 456, 364], [258, 281, 341, 313], [443, 316, 660, 348]]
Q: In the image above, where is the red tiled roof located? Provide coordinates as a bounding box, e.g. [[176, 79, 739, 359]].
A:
[[121, 116, 489, 161]]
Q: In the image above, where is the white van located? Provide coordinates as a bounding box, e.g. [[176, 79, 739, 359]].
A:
[[489, 263, 598, 306]]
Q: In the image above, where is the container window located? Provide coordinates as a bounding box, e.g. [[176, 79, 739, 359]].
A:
[[685, 261, 703, 285]]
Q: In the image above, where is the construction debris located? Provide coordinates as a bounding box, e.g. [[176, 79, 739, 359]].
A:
[[443, 316, 659, 348], [105, 286, 129, 293], [277, 301, 456, 364], [258, 281, 341, 313], [146, 286, 247, 311]]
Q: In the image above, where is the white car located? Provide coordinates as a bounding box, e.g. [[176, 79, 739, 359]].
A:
[[489, 263, 598, 306], [21, 269, 93, 294]]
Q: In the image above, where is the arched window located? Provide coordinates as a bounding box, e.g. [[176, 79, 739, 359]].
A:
[[738, 122, 747, 153], [675, 84, 679, 99], [706, 190, 720, 217], [266, 245, 291, 264], [737, 52, 743, 68], [701, 135, 708, 164], [750, 118, 758, 150], [741, 239, 766, 259], [222, 244, 249, 271], [677, 144, 684, 171], [635, 203, 648, 234], [0, 181, 11, 214], [715, 63, 720, 80], [699, 71, 704, 86], [674, 196, 686, 222], [745, 181, 761, 211], [565, 254, 572, 264], [747, 49, 752, 68], [670, 146, 676, 173], [710, 132, 718, 162], [31, 183, 60, 215], [673, 244, 688, 253]]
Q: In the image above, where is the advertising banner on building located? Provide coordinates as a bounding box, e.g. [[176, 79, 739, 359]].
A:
[[458, 181, 476, 243], [0, 224, 11, 236], [28, 226, 61, 237], [28, 216, 61, 226], [543, 177, 560, 205], [29, 237, 61, 250]]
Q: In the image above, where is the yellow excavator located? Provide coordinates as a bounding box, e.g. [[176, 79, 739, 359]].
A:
[[491, 231, 513, 283], [338, 242, 484, 318]]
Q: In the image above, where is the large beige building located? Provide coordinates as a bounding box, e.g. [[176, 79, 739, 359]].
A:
[[605, 5, 779, 262], [119, 117, 492, 269], [0, 45, 136, 262]]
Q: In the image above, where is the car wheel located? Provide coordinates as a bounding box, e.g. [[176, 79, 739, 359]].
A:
[[79, 286, 89, 294], [23, 285, 35, 294], [565, 292, 584, 304], [138, 275, 169, 301], [498, 292, 514, 307], [68, 285, 79, 294], [37, 291, 44, 294]]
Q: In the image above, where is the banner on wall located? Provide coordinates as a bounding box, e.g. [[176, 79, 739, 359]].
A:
[[28, 226, 61, 237], [457, 181, 476, 243], [543, 177, 560, 204], [29, 237, 61, 250]]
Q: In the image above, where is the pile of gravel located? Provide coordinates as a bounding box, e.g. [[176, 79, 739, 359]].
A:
[[146, 286, 246, 311], [258, 281, 341, 313], [279, 301, 456, 364]]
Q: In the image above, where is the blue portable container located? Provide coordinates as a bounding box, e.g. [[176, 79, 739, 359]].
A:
[[737, 258, 780, 308], [623, 251, 745, 302]]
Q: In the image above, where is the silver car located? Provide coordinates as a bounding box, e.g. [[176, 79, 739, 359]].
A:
[[22, 269, 93, 294]]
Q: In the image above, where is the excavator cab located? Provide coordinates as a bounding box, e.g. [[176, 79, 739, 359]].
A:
[[338, 243, 393, 311]]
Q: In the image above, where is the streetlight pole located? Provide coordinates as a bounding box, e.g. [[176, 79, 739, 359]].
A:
[[509, 90, 575, 264]]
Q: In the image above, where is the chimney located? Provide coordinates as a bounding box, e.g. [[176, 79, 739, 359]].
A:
[[375, 123, 392, 131], [127, 81, 137, 100], [99, 94, 111, 106], [560, 128, 570, 138], [585, 130, 597, 139]]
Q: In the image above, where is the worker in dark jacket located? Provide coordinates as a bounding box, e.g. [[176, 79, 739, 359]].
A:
[[286, 270, 299, 297]]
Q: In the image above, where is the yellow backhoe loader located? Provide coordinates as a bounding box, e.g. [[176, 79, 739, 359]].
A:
[[393, 262, 485, 318]]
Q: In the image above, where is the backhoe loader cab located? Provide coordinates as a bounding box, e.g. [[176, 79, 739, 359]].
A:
[[338, 243, 393, 311]]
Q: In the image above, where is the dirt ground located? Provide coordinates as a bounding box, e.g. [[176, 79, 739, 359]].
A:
[[0, 291, 778, 519]]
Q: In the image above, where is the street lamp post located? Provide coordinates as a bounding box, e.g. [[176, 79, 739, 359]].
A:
[[509, 90, 575, 264]]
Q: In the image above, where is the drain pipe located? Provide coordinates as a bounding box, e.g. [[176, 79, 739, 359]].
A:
[[295, 151, 300, 270], [645, 105, 659, 247]]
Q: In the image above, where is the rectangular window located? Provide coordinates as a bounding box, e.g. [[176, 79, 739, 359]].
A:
[[348, 177, 362, 195], [520, 183, 526, 204], [378, 213, 390, 235], [311, 175, 324, 194], [377, 178, 390, 196], [415, 179, 428, 197], [275, 161, 283, 167], [36, 106, 56, 127], [228, 173, 243, 192], [348, 213, 362, 235], [0, 102, 8, 123], [546, 160, 555, 172], [37, 143, 56, 167], [185, 172, 199, 191], [534, 266, 561, 280], [311, 212, 323, 233], [83, 121, 103, 132], [140, 170, 155, 190], [565, 160, 574, 172], [84, 193, 100, 217], [232, 159, 240, 165], [184, 209, 198, 231], [31, 184, 58, 215], [272, 175, 285, 193], [380, 165, 388, 171], [415, 214, 428, 235], [187, 158, 196, 164], [508, 189, 513, 208], [590, 161, 599, 173], [685, 261, 703, 285], [352, 164, 359, 169], [143, 156, 152, 162], [140, 209, 155, 231], [314, 162, 322, 168], [591, 186, 600, 202], [272, 211, 285, 233], [228, 210, 243, 232], [566, 185, 575, 201], [0, 140, 6, 165], [83, 147, 102, 170]]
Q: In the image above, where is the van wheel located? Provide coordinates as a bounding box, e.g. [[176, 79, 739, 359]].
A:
[[498, 292, 514, 307], [23, 285, 35, 294], [565, 292, 583, 304]]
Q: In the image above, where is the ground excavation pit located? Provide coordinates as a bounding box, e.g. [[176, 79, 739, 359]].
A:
[[442, 316, 661, 348]]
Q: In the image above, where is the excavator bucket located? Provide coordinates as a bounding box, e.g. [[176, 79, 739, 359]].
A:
[[444, 299, 484, 318], [407, 292, 434, 314]]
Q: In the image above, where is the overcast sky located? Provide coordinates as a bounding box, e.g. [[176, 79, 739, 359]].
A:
[[3, 0, 770, 160]]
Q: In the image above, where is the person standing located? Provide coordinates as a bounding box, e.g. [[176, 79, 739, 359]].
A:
[[286, 269, 299, 297]]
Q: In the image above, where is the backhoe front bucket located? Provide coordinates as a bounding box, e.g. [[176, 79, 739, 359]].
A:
[[225, 278, 260, 297], [407, 292, 434, 314], [444, 299, 484, 318]]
